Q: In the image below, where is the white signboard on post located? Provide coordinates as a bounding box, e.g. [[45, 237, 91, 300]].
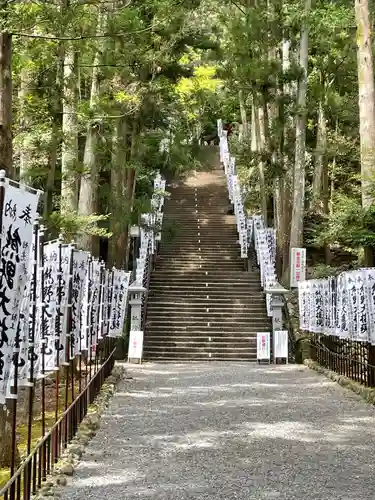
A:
[[257, 332, 270, 362], [128, 330, 144, 362], [274, 330, 288, 361], [290, 248, 306, 288]]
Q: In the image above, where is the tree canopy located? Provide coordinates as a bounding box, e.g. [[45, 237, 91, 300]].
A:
[[0, 0, 373, 274]]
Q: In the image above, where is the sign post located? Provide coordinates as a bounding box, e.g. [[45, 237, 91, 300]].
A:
[[274, 330, 288, 363], [257, 332, 271, 363], [128, 330, 144, 363], [290, 248, 306, 288]]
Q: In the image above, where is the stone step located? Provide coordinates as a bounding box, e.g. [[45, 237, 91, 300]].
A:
[[161, 236, 239, 241], [144, 340, 256, 348], [160, 242, 239, 247], [145, 331, 257, 344], [151, 271, 259, 278], [149, 284, 262, 291], [148, 291, 265, 299], [163, 216, 235, 220], [161, 231, 238, 236], [150, 276, 261, 284], [160, 242, 240, 248], [146, 306, 267, 315], [146, 167, 267, 364], [158, 254, 241, 260], [156, 262, 243, 267], [160, 247, 240, 253], [164, 209, 232, 213], [149, 288, 263, 296], [163, 223, 235, 227], [147, 298, 266, 306], [143, 352, 257, 362], [158, 251, 240, 255], [147, 297, 266, 305], [160, 247, 240, 252], [149, 286, 263, 294], [146, 322, 270, 331], [154, 266, 247, 272], [144, 330, 267, 338], [154, 265, 245, 270], [147, 307, 266, 314], [143, 345, 257, 355], [154, 270, 247, 275]]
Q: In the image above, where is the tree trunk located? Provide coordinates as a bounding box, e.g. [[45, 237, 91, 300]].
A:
[[355, 0, 375, 266], [44, 43, 64, 222], [0, 31, 13, 178], [109, 116, 128, 268], [18, 65, 33, 182], [311, 97, 327, 211], [239, 89, 249, 139], [279, 38, 293, 279], [252, 98, 268, 223], [77, 10, 106, 252], [322, 148, 331, 264], [61, 46, 79, 214], [123, 118, 140, 270], [289, 0, 311, 252]]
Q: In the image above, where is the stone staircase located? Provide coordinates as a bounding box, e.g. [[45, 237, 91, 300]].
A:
[[143, 165, 271, 361]]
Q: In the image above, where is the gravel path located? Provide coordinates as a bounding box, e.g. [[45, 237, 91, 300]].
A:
[[58, 363, 375, 500]]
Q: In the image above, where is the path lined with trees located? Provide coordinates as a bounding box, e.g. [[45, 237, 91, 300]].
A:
[[1, 0, 375, 494]]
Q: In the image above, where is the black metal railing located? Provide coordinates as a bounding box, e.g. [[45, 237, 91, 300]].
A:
[[0, 337, 116, 500], [141, 240, 155, 331], [282, 301, 296, 362], [310, 334, 375, 387]]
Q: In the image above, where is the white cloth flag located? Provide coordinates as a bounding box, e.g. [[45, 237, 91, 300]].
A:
[[10, 234, 37, 389], [43, 242, 72, 371], [89, 260, 101, 351], [71, 250, 89, 355], [109, 270, 131, 337], [98, 269, 109, 341], [0, 184, 40, 403]]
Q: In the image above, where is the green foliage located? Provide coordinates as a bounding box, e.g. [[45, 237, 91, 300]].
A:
[[310, 194, 375, 250], [49, 212, 112, 244]]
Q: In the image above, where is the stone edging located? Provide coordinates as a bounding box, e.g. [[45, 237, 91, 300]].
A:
[[304, 358, 375, 405], [32, 363, 127, 499]]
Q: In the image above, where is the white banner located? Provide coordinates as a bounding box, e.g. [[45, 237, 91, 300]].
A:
[[128, 330, 144, 360], [0, 184, 40, 403], [71, 250, 89, 355], [257, 332, 270, 361], [98, 269, 109, 341], [10, 234, 37, 389], [290, 248, 306, 288], [43, 242, 71, 371], [80, 260, 91, 352], [274, 330, 288, 359], [109, 270, 130, 337], [89, 260, 101, 352]]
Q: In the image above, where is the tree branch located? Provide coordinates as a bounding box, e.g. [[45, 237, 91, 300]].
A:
[[228, 0, 246, 15], [12, 26, 153, 41]]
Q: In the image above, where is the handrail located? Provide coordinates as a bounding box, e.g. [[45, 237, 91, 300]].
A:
[[129, 171, 166, 331], [218, 118, 296, 360]]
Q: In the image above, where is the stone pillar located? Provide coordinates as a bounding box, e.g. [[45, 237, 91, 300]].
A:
[[265, 284, 289, 363], [127, 284, 146, 363], [129, 284, 146, 331]]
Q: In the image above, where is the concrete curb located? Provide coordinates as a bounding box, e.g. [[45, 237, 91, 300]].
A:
[[32, 363, 127, 499], [304, 358, 375, 405]]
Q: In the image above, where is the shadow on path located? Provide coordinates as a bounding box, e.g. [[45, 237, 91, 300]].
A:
[[57, 363, 375, 500]]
